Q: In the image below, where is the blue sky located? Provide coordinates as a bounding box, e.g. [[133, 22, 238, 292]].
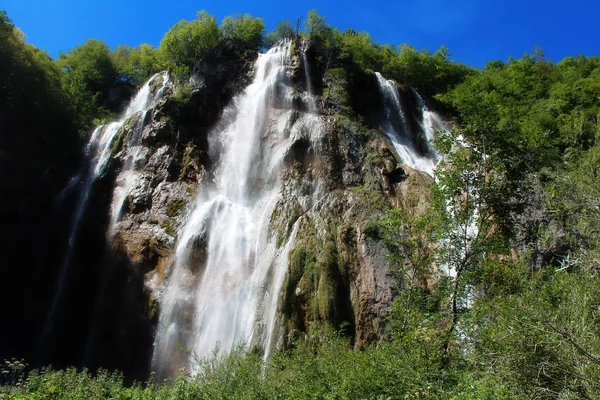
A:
[[3, 0, 598, 68]]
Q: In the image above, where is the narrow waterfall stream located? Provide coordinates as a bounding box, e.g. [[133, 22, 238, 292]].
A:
[[43, 72, 170, 342], [301, 39, 316, 112], [152, 41, 319, 377], [109, 72, 171, 234], [375, 72, 437, 175]]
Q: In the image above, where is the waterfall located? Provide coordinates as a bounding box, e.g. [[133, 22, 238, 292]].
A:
[[109, 72, 171, 234], [152, 41, 315, 377], [43, 72, 170, 340], [375, 72, 437, 176], [301, 39, 316, 112], [412, 87, 452, 162]]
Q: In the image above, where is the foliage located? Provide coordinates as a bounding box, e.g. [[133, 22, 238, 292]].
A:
[[3, 7, 600, 400], [466, 270, 600, 398], [441, 53, 600, 176], [300, 10, 472, 96], [220, 14, 265, 58], [157, 11, 220, 77], [57, 38, 122, 132], [111, 43, 161, 87], [0, 10, 80, 161], [264, 20, 296, 48]]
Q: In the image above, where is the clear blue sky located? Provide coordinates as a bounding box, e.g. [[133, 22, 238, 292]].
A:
[[3, 0, 598, 68]]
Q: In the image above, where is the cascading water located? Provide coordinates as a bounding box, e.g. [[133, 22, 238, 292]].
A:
[[301, 39, 316, 112], [43, 72, 170, 341], [375, 72, 437, 176], [152, 41, 320, 377], [411, 88, 448, 161], [408, 89, 478, 307], [109, 72, 171, 234]]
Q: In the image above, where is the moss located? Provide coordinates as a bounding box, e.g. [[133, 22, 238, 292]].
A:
[[283, 215, 357, 334], [180, 142, 199, 180], [149, 74, 164, 94], [109, 126, 128, 157], [185, 185, 198, 199], [171, 85, 193, 105], [109, 114, 140, 157], [336, 113, 371, 138], [166, 198, 186, 218], [346, 140, 394, 212], [313, 241, 340, 322], [147, 298, 158, 320], [289, 246, 316, 285], [340, 225, 357, 245], [276, 204, 302, 248], [161, 218, 177, 237]]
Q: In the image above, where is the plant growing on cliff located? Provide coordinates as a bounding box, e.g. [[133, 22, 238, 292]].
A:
[[379, 208, 441, 332]]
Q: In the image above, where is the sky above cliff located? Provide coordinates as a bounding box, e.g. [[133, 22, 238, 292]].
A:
[[3, 0, 598, 68]]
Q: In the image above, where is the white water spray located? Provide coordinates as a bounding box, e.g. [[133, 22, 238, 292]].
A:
[[301, 39, 316, 112], [375, 72, 437, 175], [44, 72, 171, 338], [152, 41, 318, 377], [109, 72, 170, 234]]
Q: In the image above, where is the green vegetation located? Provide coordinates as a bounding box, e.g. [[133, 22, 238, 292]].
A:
[[220, 14, 265, 60], [0, 9, 266, 146], [158, 11, 220, 77], [0, 10, 79, 162], [165, 198, 187, 218], [297, 10, 471, 97], [3, 6, 600, 399]]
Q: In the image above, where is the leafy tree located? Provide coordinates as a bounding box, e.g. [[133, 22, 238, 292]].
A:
[[264, 20, 295, 48], [468, 270, 600, 398], [110, 43, 160, 87], [220, 14, 265, 56], [0, 10, 78, 160], [158, 10, 220, 77], [57, 38, 120, 131], [305, 10, 328, 38]]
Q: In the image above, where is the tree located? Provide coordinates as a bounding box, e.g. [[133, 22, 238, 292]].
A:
[[220, 14, 265, 55], [157, 10, 220, 77], [379, 208, 441, 332], [305, 10, 328, 38], [264, 20, 295, 48], [0, 10, 79, 159], [110, 43, 160, 87], [433, 131, 509, 343], [57, 39, 120, 131]]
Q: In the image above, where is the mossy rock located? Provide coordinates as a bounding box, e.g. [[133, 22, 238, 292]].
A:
[[160, 218, 177, 237], [276, 203, 303, 248], [166, 198, 187, 218], [180, 142, 201, 181], [149, 74, 165, 94]]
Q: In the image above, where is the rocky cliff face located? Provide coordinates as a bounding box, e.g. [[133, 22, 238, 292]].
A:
[[5, 41, 435, 379], [99, 40, 434, 368]]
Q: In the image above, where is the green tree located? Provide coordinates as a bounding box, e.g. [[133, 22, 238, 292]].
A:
[[265, 20, 295, 48], [305, 10, 328, 38], [157, 10, 220, 77], [220, 14, 265, 56], [433, 134, 509, 340], [57, 38, 120, 132], [110, 43, 160, 87], [0, 10, 78, 160]]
